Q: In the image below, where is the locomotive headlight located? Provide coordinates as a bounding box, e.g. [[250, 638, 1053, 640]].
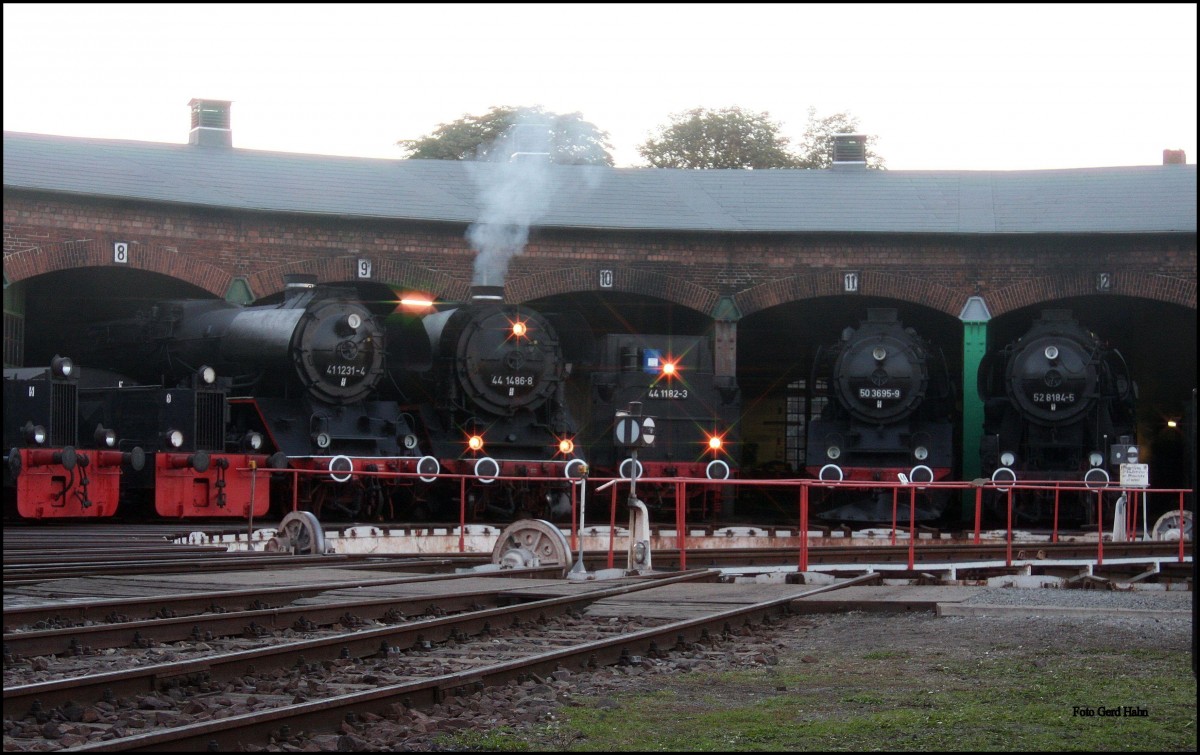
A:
[[913, 445, 929, 461], [558, 438, 575, 455], [245, 432, 264, 451], [826, 445, 841, 460], [662, 360, 678, 377], [403, 434, 419, 450], [1125, 446, 1139, 463], [1088, 452, 1104, 468], [872, 347, 887, 362], [94, 425, 118, 448], [167, 430, 185, 449], [708, 434, 723, 452], [1000, 451, 1016, 467], [198, 365, 217, 385], [1044, 345, 1059, 361], [511, 321, 527, 338], [314, 432, 331, 449], [23, 422, 47, 446], [468, 434, 485, 452], [336, 313, 363, 336], [51, 355, 74, 378]]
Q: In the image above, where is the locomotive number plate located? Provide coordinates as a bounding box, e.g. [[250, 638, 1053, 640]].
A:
[[491, 375, 535, 387], [648, 387, 688, 399], [1033, 392, 1075, 404], [326, 365, 367, 377], [858, 388, 901, 399]]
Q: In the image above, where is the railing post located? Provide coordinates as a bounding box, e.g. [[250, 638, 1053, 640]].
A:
[[1052, 486, 1060, 543], [458, 477, 467, 553], [1006, 487, 1013, 567], [907, 486, 916, 570], [891, 487, 899, 546], [799, 483, 809, 573], [608, 485, 618, 570], [676, 481, 687, 571], [973, 486, 982, 545]]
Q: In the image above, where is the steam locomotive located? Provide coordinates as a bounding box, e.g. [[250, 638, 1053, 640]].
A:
[[583, 333, 740, 520], [805, 309, 956, 523], [397, 286, 582, 521], [4, 357, 145, 518], [55, 276, 431, 520], [978, 309, 1138, 525]]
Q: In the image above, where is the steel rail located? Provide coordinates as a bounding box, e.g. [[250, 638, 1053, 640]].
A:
[[4, 570, 720, 715], [63, 572, 878, 752]]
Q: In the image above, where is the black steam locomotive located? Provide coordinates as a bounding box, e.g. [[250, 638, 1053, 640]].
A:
[[805, 309, 956, 523], [583, 333, 740, 520], [398, 286, 582, 521], [60, 276, 430, 520], [978, 309, 1138, 525]]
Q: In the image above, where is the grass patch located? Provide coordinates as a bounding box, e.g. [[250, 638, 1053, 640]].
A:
[[436, 646, 1197, 751]]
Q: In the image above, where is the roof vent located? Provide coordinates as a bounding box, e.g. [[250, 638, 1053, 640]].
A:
[[188, 98, 232, 147], [506, 121, 552, 163], [832, 133, 867, 170], [1163, 149, 1186, 165]]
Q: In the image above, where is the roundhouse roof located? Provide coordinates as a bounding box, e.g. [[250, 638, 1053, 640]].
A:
[[3, 131, 1195, 235]]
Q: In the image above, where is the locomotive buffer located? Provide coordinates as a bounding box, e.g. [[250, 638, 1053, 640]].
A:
[[614, 402, 656, 574]]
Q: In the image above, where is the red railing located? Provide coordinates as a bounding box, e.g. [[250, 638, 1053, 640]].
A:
[[232, 463, 1192, 570]]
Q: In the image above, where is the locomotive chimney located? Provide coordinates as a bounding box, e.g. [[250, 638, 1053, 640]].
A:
[[283, 273, 317, 303], [188, 98, 233, 148], [469, 285, 505, 303], [1163, 148, 1186, 165]]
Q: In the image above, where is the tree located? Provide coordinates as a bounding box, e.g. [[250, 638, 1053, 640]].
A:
[[397, 106, 614, 166], [794, 107, 886, 170], [637, 107, 800, 169]]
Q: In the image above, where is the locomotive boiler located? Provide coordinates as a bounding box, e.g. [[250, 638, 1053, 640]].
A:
[[584, 333, 740, 520], [4, 357, 144, 519], [64, 276, 430, 520], [400, 286, 581, 521], [978, 309, 1138, 525], [805, 309, 955, 523]]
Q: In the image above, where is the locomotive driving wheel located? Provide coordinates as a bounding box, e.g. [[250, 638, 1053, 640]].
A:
[[491, 519, 571, 576], [266, 511, 327, 555]]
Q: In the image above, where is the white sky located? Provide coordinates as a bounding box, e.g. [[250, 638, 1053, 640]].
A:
[[3, 3, 1196, 170]]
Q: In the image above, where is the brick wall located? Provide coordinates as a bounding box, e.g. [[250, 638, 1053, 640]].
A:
[[4, 192, 1196, 316]]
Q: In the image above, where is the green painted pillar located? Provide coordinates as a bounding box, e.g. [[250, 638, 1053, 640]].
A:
[[959, 296, 991, 521]]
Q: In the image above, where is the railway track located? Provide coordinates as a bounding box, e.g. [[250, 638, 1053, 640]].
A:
[[5, 570, 880, 752]]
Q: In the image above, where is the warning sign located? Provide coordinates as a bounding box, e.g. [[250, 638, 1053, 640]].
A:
[[1120, 463, 1149, 488]]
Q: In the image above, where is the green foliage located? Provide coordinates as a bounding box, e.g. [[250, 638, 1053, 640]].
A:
[[637, 106, 801, 169], [397, 105, 614, 166]]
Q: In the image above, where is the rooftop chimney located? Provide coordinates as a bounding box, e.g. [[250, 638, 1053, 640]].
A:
[[832, 133, 867, 170], [188, 98, 232, 147], [507, 121, 552, 163], [1163, 149, 1186, 165]]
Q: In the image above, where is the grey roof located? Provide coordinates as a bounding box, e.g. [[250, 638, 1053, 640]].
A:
[[4, 131, 1196, 234]]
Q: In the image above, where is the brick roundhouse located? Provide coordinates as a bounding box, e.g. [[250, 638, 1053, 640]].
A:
[[4, 101, 1196, 519]]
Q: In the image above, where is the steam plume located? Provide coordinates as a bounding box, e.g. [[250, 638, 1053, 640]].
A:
[[465, 111, 569, 287]]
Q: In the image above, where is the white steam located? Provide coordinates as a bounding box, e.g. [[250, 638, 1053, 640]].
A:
[[466, 111, 601, 287]]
